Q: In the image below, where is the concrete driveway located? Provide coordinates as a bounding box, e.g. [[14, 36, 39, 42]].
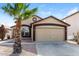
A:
[[1, 39, 79, 56], [36, 41, 79, 56]]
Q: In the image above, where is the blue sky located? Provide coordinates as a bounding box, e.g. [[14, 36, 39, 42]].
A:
[[0, 3, 79, 28]]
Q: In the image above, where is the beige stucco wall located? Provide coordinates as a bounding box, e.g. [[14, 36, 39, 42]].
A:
[[35, 26, 65, 41], [31, 17, 68, 41], [33, 17, 68, 26], [63, 12, 79, 39], [5, 29, 12, 39], [22, 16, 42, 25]]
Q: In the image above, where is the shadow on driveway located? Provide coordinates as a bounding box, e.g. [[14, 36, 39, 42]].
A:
[[0, 43, 37, 56]]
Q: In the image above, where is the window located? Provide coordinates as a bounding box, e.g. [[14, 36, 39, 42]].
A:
[[32, 17, 37, 22], [21, 27, 29, 37]]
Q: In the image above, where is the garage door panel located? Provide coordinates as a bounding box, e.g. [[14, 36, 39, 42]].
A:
[[36, 29, 52, 41], [35, 26, 65, 41], [51, 29, 64, 41]]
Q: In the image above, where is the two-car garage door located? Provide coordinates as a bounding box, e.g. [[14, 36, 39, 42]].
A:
[[35, 26, 65, 41]]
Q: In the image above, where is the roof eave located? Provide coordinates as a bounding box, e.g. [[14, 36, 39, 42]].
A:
[[62, 11, 79, 20]]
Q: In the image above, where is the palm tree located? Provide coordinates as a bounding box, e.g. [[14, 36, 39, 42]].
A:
[[2, 3, 38, 54]]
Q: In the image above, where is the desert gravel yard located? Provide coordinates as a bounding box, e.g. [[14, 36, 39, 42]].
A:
[[36, 41, 79, 56]]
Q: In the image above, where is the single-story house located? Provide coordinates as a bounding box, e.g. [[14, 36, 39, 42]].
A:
[[11, 15, 70, 42], [63, 11, 79, 40], [5, 28, 12, 39]]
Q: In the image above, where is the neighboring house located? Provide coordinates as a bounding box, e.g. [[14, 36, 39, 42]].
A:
[[63, 11, 79, 40], [5, 28, 12, 39], [11, 15, 70, 42], [0, 25, 12, 40]]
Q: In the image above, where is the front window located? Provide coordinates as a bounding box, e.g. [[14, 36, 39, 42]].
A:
[[21, 27, 29, 37]]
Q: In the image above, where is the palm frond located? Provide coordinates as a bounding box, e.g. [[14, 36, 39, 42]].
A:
[[2, 3, 38, 21]]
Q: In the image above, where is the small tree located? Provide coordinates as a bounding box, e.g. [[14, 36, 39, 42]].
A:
[[0, 25, 6, 40]]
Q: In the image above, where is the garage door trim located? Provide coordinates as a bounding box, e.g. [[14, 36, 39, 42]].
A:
[[33, 23, 67, 41]]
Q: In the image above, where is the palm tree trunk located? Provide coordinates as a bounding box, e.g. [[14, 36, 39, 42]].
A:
[[13, 20, 22, 54]]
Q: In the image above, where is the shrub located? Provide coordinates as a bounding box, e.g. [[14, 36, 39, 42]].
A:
[[0, 25, 6, 40]]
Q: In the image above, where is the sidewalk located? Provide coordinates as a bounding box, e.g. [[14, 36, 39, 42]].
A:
[[0, 39, 13, 44], [67, 40, 77, 45]]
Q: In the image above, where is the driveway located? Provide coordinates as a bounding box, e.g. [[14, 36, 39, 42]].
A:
[[0, 40, 79, 56], [36, 41, 79, 56]]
